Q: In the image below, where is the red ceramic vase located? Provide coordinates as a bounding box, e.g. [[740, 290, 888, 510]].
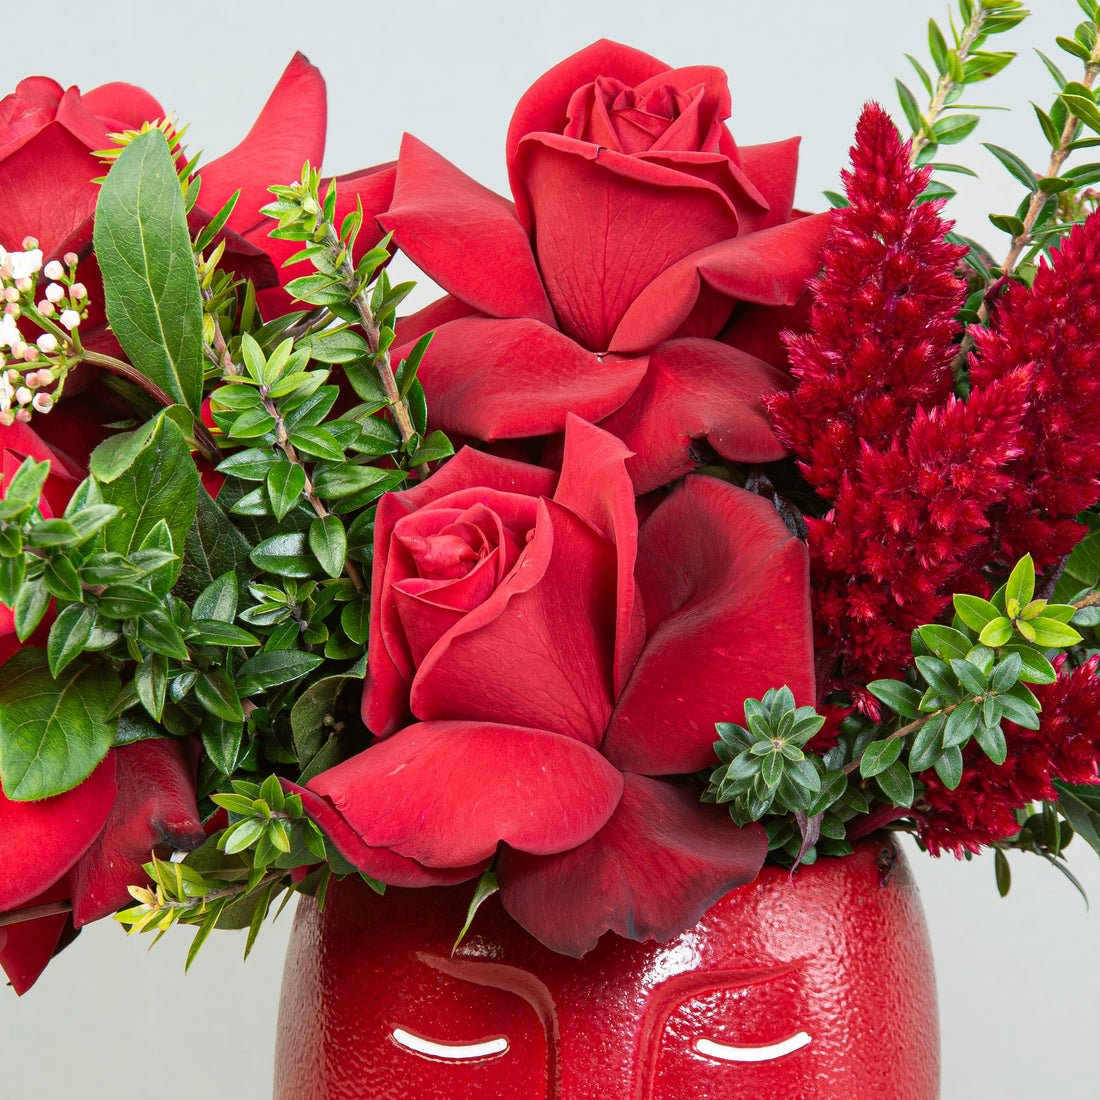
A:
[[274, 837, 938, 1099]]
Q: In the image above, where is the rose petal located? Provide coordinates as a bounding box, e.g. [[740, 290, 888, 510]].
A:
[[79, 82, 167, 133], [719, 295, 814, 368], [604, 477, 814, 773], [0, 755, 117, 912], [497, 773, 767, 957], [0, 879, 75, 995], [69, 739, 205, 926], [516, 132, 743, 350], [394, 294, 479, 347], [410, 498, 616, 745], [738, 137, 802, 229], [2, 419, 83, 516], [505, 39, 671, 229], [286, 782, 487, 887], [198, 52, 326, 241], [0, 77, 65, 157], [552, 415, 644, 696], [380, 134, 554, 325], [408, 316, 648, 440], [609, 211, 832, 353], [364, 448, 558, 736], [0, 121, 102, 256], [307, 721, 624, 867], [597, 338, 790, 494]]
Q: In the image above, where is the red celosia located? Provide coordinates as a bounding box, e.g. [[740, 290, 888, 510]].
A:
[[919, 656, 1100, 856], [768, 102, 966, 503], [968, 211, 1100, 570]]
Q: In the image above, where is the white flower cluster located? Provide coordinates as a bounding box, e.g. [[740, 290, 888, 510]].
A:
[[0, 237, 85, 425]]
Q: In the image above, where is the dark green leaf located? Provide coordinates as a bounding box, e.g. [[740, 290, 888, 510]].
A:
[[0, 650, 119, 799], [934, 745, 964, 790], [288, 426, 345, 462], [250, 533, 316, 578], [194, 670, 245, 723], [46, 604, 96, 677], [177, 486, 255, 604], [266, 462, 306, 521], [876, 760, 915, 807], [13, 580, 50, 641], [974, 720, 1008, 765], [982, 142, 1039, 190], [896, 79, 923, 132], [860, 737, 904, 778], [236, 650, 324, 697], [309, 515, 347, 579], [995, 848, 1011, 896], [932, 113, 980, 144], [93, 130, 203, 411]]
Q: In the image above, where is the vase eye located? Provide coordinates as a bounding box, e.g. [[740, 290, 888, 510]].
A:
[[390, 1026, 510, 1062], [693, 1030, 812, 1063]]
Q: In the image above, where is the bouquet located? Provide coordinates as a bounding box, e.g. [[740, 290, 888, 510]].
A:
[[3, 0, 1100, 1014]]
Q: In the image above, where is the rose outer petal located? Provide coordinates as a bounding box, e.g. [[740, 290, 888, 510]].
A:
[[408, 316, 648, 440], [286, 782, 488, 888], [380, 134, 554, 325], [198, 52, 326, 242], [69, 739, 205, 927], [604, 477, 814, 774], [609, 211, 832, 353], [307, 721, 624, 868], [0, 879, 75, 996], [0, 755, 117, 912], [497, 774, 767, 957], [598, 338, 790, 494]]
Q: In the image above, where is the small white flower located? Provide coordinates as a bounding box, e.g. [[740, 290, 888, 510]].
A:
[[14, 385, 31, 406], [0, 312, 19, 349], [43, 260, 64, 281], [32, 392, 52, 413], [0, 370, 12, 412], [45, 282, 64, 303], [9, 250, 43, 281], [59, 309, 80, 331], [36, 333, 57, 354]]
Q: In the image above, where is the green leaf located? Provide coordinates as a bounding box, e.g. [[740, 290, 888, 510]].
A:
[[13, 580, 50, 641], [1027, 617, 1083, 647], [994, 849, 1011, 897], [876, 760, 915, 807], [46, 604, 96, 677], [974, 720, 1008, 765], [453, 869, 500, 951], [932, 113, 980, 144], [1054, 781, 1100, 857], [1061, 87, 1100, 134], [1057, 35, 1093, 62], [1005, 554, 1036, 607], [916, 624, 970, 661], [981, 142, 1039, 190], [136, 610, 190, 660], [177, 486, 255, 604], [98, 415, 198, 557], [134, 652, 167, 720], [250, 533, 316, 578], [978, 616, 1014, 647], [989, 213, 1026, 236], [193, 571, 239, 623], [201, 715, 246, 775], [3, 457, 50, 506], [267, 462, 307, 521], [0, 650, 119, 799], [43, 555, 82, 601], [288, 426, 345, 462], [860, 737, 903, 778], [93, 130, 203, 412], [896, 79, 923, 132], [998, 693, 1041, 729], [236, 650, 324, 697], [309, 515, 347, 579], [934, 745, 964, 790], [194, 670, 245, 723]]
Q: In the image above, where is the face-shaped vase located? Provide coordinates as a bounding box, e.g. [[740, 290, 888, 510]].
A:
[[274, 838, 938, 1099]]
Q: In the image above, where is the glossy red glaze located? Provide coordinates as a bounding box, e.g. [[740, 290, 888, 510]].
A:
[[274, 838, 938, 1099]]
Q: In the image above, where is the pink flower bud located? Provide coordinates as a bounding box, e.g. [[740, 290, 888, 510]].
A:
[[21, 236, 38, 250], [33, 367, 54, 386], [14, 407, 31, 422], [14, 386, 31, 405], [45, 282, 64, 303], [62, 252, 79, 267], [70, 283, 87, 300], [21, 346, 38, 362], [15, 277, 31, 292], [43, 260, 64, 281], [37, 300, 55, 317], [0, 410, 13, 426], [32, 392, 53, 413], [3, 287, 19, 303], [5, 368, 19, 383]]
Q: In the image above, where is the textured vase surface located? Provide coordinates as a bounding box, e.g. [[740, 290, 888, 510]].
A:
[[274, 837, 939, 1099]]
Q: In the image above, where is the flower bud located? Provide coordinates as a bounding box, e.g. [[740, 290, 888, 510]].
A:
[[21, 236, 38, 250], [59, 309, 80, 331], [0, 410, 14, 426], [62, 252, 79, 267], [70, 283, 87, 300], [4, 287, 19, 303], [22, 345, 38, 362], [32, 392, 53, 413], [14, 386, 31, 405], [15, 407, 31, 423], [43, 260, 65, 281], [32, 367, 54, 386], [15, 277, 32, 292], [37, 300, 55, 317], [36, 333, 57, 354], [45, 282, 64, 302]]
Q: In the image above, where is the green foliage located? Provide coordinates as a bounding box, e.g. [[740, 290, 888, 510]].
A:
[[93, 129, 204, 413]]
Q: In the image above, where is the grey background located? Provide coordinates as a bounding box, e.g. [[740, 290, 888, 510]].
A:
[[3, 1, 1100, 1096]]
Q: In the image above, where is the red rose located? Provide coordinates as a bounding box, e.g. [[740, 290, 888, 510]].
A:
[[299, 418, 814, 955], [0, 738, 204, 994], [381, 41, 831, 491], [0, 54, 396, 332]]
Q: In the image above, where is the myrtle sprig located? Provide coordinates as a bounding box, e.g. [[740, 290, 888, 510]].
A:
[[707, 555, 1086, 867], [261, 166, 446, 474], [901, 0, 1027, 166]]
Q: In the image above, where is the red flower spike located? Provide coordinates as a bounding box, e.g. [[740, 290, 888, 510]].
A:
[[969, 210, 1100, 569], [768, 102, 965, 503]]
